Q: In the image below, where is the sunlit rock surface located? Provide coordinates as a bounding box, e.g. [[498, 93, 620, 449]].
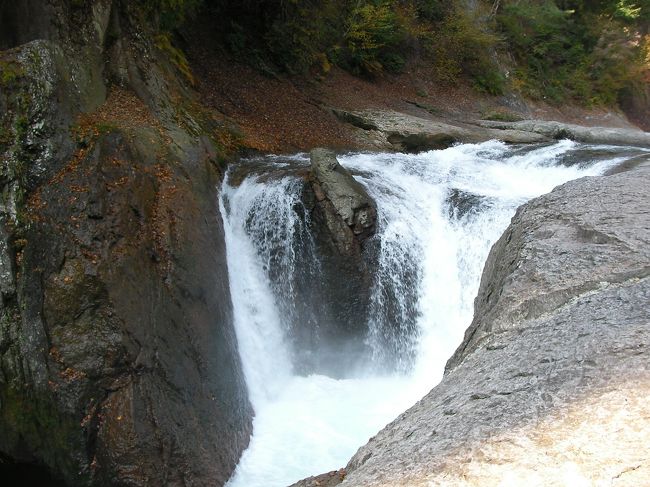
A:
[[332, 108, 650, 152]]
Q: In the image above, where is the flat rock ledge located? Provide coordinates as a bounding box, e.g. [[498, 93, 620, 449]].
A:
[[479, 119, 650, 148], [333, 108, 650, 151], [292, 160, 650, 486], [333, 109, 548, 151]]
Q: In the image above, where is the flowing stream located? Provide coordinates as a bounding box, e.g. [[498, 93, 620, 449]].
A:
[[220, 140, 645, 487]]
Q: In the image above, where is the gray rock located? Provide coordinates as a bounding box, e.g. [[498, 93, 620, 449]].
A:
[[290, 469, 348, 487], [276, 149, 379, 376], [333, 109, 650, 152], [301, 163, 650, 486], [448, 163, 650, 368], [333, 109, 549, 152], [310, 148, 377, 246], [479, 119, 650, 148]]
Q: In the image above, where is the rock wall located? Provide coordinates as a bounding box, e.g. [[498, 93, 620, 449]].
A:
[[0, 1, 251, 485], [294, 159, 650, 486]]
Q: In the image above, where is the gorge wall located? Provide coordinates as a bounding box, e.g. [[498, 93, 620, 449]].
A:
[[0, 1, 251, 485]]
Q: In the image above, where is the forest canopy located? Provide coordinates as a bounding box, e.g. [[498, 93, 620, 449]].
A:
[[142, 0, 650, 105]]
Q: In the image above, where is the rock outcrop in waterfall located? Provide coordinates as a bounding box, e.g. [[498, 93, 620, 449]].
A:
[[308, 148, 377, 251], [294, 149, 378, 375], [0, 2, 251, 485], [293, 158, 650, 486]]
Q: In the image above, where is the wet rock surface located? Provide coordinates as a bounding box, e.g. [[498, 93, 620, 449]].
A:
[[296, 162, 650, 486], [0, 2, 251, 485], [309, 149, 377, 251]]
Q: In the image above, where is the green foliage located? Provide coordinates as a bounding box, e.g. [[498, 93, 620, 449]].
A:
[[0, 60, 25, 87], [341, 1, 406, 75], [498, 0, 648, 104], [264, 1, 348, 74], [422, 8, 504, 93], [154, 32, 195, 84], [148, 0, 647, 106], [411, 0, 448, 22]]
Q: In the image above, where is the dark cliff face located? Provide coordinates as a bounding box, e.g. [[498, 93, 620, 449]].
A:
[[0, 1, 252, 485]]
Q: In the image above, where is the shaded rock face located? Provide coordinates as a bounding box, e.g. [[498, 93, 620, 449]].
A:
[[301, 162, 650, 486], [0, 0, 58, 50], [0, 1, 251, 485], [289, 149, 377, 375]]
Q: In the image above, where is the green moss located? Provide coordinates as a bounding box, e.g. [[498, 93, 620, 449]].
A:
[[154, 33, 195, 85], [0, 124, 12, 149], [0, 60, 25, 87], [14, 116, 29, 140]]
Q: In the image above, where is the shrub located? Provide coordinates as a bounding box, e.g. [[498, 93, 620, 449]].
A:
[[341, 1, 406, 75]]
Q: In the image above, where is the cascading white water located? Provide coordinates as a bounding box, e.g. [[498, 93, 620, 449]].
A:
[[221, 140, 644, 487]]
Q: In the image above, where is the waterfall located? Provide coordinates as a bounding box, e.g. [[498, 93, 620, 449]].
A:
[[221, 140, 644, 486]]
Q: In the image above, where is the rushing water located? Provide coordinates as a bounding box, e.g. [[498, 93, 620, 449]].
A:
[[220, 140, 645, 487]]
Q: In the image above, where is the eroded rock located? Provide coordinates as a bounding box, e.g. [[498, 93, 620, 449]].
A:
[[279, 149, 378, 375], [333, 109, 549, 152], [309, 148, 377, 251]]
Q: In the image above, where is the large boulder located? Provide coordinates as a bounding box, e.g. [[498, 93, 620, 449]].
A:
[[0, 2, 251, 485], [333, 108, 650, 152], [294, 159, 650, 486], [309, 148, 377, 252]]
